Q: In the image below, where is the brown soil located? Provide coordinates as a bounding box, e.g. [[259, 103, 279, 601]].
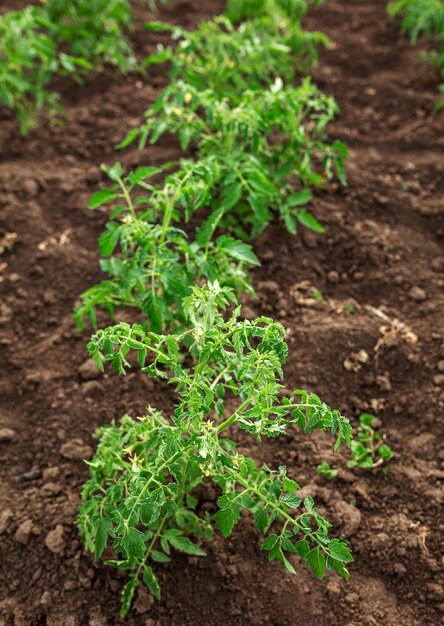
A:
[[1, 1, 444, 625]]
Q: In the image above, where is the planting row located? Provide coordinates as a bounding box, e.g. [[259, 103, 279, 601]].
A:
[[74, 0, 358, 616], [0, 0, 168, 132], [388, 0, 444, 106], [2, 0, 441, 134]]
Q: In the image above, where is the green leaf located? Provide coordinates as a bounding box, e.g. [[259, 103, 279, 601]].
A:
[[296, 209, 325, 233], [214, 507, 240, 538], [151, 550, 170, 563], [107, 162, 123, 182], [88, 188, 118, 209], [304, 496, 314, 510], [120, 575, 138, 618], [378, 444, 394, 461], [94, 518, 109, 559], [254, 508, 269, 533], [306, 548, 325, 579], [328, 539, 353, 564], [142, 292, 164, 333], [127, 166, 161, 185], [248, 172, 276, 194], [295, 539, 310, 559], [287, 190, 312, 206], [122, 528, 146, 560], [221, 183, 243, 211], [144, 20, 173, 31], [283, 477, 299, 493], [195, 207, 224, 247], [261, 534, 279, 551], [217, 235, 260, 266], [168, 535, 206, 556], [98, 222, 120, 256], [282, 493, 302, 508], [143, 565, 161, 600], [281, 553, 296, 574]]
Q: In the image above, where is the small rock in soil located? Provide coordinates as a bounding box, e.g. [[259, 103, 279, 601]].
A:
[[40, 591, 52, 606], [42, 466, 60, 481], [433, 375, 444, 386], [45, 524, 65, 554], [22, 178, 39, 196], [14, 469, 42, 483], [327, 270, 340, 284], [0, 427, 16, 442], [135, 588, 155, 614], [437, 360, 444, 372], [78, 359, 100, 380], [81, 380, 104, 397], [393, 562, 407, 577], [408, 286, 427, 302], [258, 280, 280, 293], [431, 258, 444, 272], [0, 508, 13, 534], [41, 482, 62, 496], [376, 374, 391, 391], [333, 500, 362, 538], [15, 519, 33, 545], [60, 438, 93, 460], [242, 306, 257, 320]]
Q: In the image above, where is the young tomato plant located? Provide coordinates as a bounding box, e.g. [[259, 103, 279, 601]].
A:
[[144, 14, 328, 95], [388, 0, 444, 104], [121, 79, 347, 238], [225, 0, 325, 31], [79, 283, 353, 617], [74, 163, 258, 330], [347, 414, 394, 470], [0, 0, 168, 132]]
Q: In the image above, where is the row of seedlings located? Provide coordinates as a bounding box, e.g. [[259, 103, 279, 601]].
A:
[[76, 0, 354, 616]]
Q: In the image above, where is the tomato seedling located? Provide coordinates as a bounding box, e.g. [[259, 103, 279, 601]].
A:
[[79, 283, 353, 616]]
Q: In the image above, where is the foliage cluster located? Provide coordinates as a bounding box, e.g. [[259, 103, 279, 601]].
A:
[[76, 1, 347, 331], [76, 0, 356, 615], [388, 0, 444, 104], [79, 283, 353, 616], [0, 0, 167, 132]]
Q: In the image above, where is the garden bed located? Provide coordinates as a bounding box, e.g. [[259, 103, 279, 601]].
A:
[[0, 0, 443, 624]]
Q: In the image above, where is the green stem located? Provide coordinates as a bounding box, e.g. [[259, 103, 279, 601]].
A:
[[217, 398, 251, 433], [117, 177, 137, 222]]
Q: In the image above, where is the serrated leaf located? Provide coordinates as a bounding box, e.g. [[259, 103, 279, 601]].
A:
[[151, 549, 170, 563], [142, 292, 164, 333], [88, 188, 118, 209], [168, 535, 206, 556], [282, 493, 302, 508], [221, 183, 243, 211], [214, 507, 240, 538], [143, 565, 161, 600], [94, 518, 109, 559], [306, 547, 325, 579], [195, 208, 224, 247], [217, 235, 260, 266], [328, 539, 353, 563], [287, 190, 312, 206], [261, 534, 279, 551], [122, 528, 146, 560], [283, 477, 300, 492], [120, 575, 138, 618], [254, 508, 269, 533], [98, 222, 120, 256], [296, 209, 325, 233], [304, 495, 314, 510], [128, 166, 161, 185]]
